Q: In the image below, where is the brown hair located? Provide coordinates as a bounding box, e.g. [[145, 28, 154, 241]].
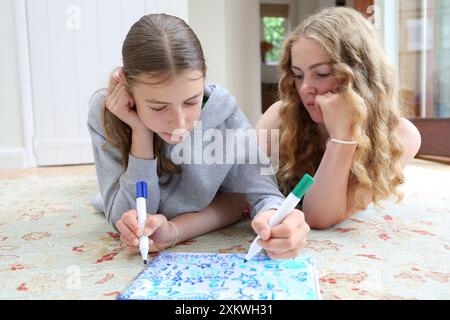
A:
[[277, 7, 405, 210], [101, 14, 206, 178]]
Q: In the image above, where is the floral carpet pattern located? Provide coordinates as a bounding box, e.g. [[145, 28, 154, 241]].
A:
[[0, 159, 449, 299]]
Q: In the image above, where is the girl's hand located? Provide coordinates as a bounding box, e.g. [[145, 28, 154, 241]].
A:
[[251, 209, 310, 259], [116, 210, 177, 254], [143, 214, 177, 252], [315, 92, 355, 141], [105, 68, 147, 132]]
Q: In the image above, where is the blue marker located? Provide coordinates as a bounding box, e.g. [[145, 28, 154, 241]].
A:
[[136, 181, 149, 265]]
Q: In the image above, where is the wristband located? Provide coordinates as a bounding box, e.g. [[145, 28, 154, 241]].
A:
[[326, 138, 357, 146]]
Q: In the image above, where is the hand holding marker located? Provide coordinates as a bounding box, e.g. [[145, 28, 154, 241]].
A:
[[244, 174, 315, 262], [136, 181, 149, 265]]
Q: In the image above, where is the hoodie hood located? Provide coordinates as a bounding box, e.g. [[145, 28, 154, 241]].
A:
[[199, 83, 237, 130]]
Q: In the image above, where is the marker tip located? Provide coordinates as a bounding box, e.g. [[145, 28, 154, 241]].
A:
[[143, 260, 147, 265]]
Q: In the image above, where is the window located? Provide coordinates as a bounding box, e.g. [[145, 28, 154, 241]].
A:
[[260, 3, 289, 64], [397, 0, 450, 158], [399, 0, 450, 118], [262, 17, 286, 63]]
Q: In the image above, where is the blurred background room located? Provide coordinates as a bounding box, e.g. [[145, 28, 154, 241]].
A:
[[1, 0, 449, 300], [0, 0, 449, 170]]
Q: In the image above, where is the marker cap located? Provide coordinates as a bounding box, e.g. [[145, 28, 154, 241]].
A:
[[136, 181, 148, 199], [292, 174, 314, 199]]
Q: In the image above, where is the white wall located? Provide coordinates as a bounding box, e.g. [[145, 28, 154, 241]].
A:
[[189, 0, 262, 126], [0, 0, 25, 169], [297, 0, 320, 23], [188, 0, 227, 87], [224, 0, 262, 126], [296, 0, 356, 25]]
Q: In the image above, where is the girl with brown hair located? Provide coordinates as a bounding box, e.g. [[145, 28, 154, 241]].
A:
[[88, 14, 309, 259]]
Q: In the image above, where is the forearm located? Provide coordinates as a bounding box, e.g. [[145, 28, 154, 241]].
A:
[[169, 193, 248, 244], [303, 143, 356, 229], [130, 128, 154, 160]]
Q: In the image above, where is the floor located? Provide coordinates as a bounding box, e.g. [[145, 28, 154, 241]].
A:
[[0, 159, 449, 299]]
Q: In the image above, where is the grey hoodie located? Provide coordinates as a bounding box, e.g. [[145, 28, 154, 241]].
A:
[[87, 83, 285, 228]]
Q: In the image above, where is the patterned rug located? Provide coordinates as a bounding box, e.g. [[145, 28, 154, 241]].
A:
[[0, 159, 449, 299]]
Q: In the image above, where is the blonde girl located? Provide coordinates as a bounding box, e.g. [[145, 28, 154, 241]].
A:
[[257, 7, 421, 229]]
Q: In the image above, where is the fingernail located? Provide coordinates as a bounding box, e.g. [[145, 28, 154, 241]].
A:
[[133, 239, 139, 246], [144, 228, 150, 237]]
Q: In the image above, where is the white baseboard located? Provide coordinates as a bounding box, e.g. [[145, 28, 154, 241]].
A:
[[0, 148, 27, 169], [34, 139, 94, 166]]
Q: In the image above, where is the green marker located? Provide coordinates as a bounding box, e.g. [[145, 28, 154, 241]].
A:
[[244, 174, 315, 262]]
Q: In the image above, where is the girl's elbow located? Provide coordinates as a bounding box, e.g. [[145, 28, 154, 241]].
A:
[[305, 213, 337, 230], [309, 221, 334, 230], [305, 209, 351, 230]]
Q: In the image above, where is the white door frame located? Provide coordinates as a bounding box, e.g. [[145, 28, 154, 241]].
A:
[[15, 0, 36, 168], [377, 0, 400, 70]]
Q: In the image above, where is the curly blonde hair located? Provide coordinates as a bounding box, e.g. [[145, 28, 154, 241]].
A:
[[277, 7, 405, 210]]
